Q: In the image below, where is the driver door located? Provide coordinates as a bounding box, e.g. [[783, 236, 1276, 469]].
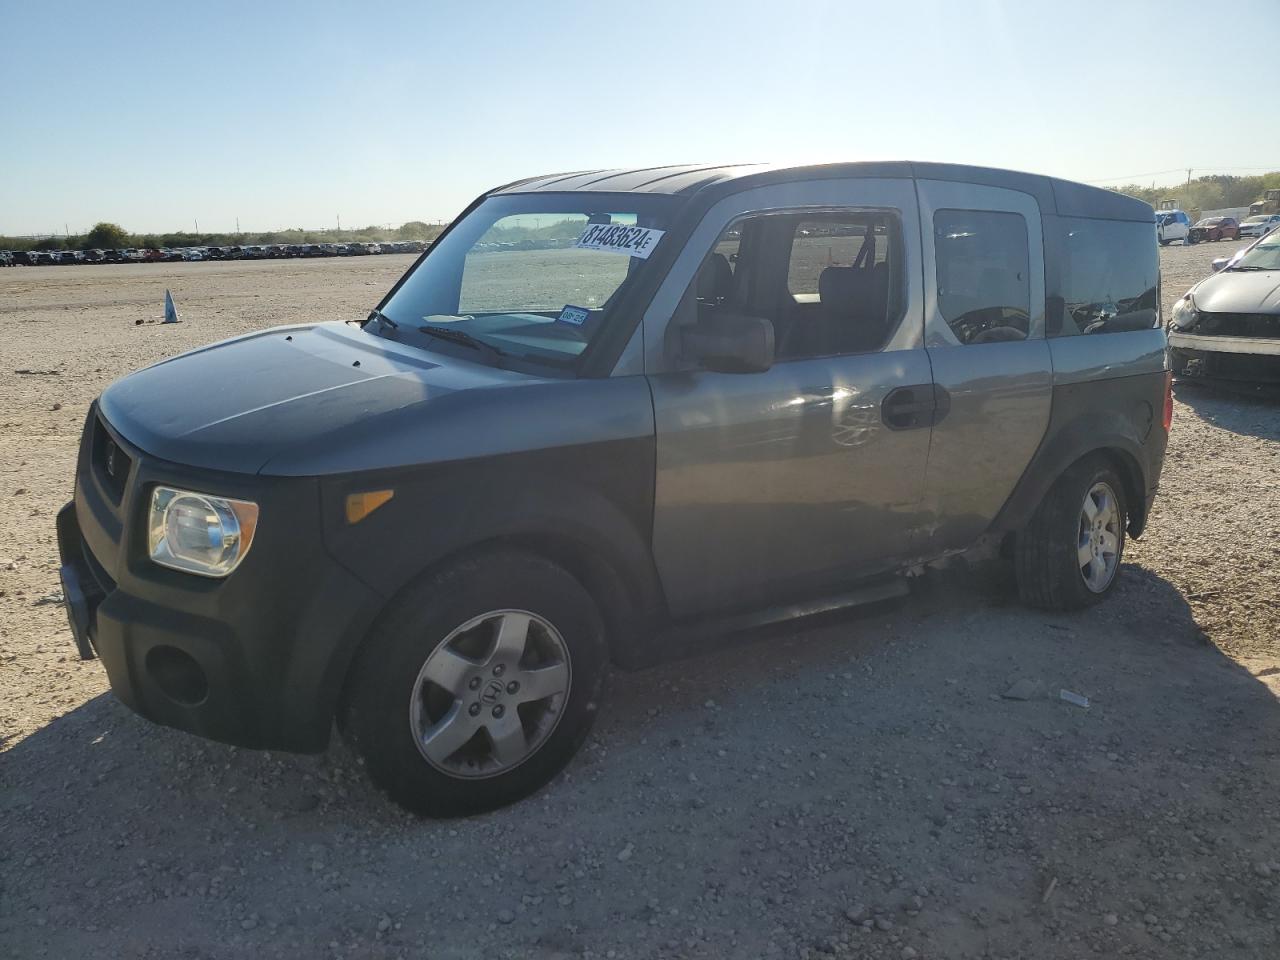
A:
[[643, 178, 934, 618]]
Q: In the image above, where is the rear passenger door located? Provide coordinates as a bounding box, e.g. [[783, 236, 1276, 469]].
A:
[[916, 180, 1052, 553], [643, 178, 935, 618]]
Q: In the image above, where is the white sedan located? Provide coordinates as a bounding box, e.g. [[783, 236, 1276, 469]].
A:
[[1238, 214, 1280, 239]]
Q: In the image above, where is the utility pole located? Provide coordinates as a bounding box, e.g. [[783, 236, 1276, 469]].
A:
[[236, 217, 240, 234], [337, 214, 342, 232], [194, 218, 199, 234], [1186, 168, 1192, 186]]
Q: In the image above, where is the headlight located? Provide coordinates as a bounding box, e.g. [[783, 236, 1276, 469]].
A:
[[1169, 296, 1200, 331], [148, 486, 259, 577]]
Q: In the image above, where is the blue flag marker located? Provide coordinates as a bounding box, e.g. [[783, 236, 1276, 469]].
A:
[[163, 289, 179, 324]]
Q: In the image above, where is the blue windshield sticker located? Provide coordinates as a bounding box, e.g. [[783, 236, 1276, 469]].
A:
[[558, 305, 590, 326]]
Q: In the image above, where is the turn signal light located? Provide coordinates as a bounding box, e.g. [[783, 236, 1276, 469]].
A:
[[345, 489, 394, 524]]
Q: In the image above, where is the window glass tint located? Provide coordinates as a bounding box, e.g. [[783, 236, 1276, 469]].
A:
[[1052, 218, 1158, 336], [688, 212, 903, 361], [934, 210, 1030, 344]]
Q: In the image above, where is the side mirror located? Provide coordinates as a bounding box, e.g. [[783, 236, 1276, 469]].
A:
[[681, 312, 774, 373], [1211, 257, 1229, 272]]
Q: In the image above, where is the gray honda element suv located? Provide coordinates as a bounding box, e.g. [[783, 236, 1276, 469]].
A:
[[58, 162, 1170, 815]]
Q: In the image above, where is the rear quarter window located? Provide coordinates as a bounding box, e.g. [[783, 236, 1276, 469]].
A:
[[1051, 218, 1159, 336]]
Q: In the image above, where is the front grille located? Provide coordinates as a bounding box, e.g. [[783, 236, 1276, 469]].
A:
[[91, 415, 132, 503], [1197, 312, 1280, 339], [1188, 351, 1280, 384]]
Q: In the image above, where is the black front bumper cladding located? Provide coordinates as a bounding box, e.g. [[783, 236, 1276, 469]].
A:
[[57, 412, 386, 752]]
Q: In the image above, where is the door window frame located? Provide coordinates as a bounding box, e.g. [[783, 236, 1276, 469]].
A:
[[915, 179, 1046, 347], [640, 178, 925, 375]]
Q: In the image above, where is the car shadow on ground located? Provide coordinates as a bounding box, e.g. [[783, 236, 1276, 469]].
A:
[[1174, 379, 1280, 440], [3, 564, 1279, 958]]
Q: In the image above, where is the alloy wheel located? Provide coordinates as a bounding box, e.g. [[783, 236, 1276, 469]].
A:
[[1077, 481, 1122, 593], [409, 610, 571, 779]]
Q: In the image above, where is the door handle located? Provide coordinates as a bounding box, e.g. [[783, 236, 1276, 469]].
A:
[[882, 384, 949, 430]]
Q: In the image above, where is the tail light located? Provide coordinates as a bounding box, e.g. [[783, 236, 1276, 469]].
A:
[[1162, 371, 1173, 432]]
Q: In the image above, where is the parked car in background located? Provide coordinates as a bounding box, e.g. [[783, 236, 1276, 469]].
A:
[[1169, 228, 1280, 385], [57, 161, 1171, 816], [84, 249, 106, 263], [1188, 217, 1240, 244], [0, 251, 13, 267], [1238, 214, 1280, 239], [1156, 210, 1190, 245], [182, 248, 205, 261]]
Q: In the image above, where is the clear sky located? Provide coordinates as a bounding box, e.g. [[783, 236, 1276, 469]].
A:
[[2, 0, 1278, 235]]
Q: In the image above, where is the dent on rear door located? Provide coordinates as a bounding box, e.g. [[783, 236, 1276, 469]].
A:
[[915, 180, 1053, 554]]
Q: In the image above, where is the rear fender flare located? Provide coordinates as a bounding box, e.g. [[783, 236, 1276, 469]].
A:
[[993, 411, 1150, 538]]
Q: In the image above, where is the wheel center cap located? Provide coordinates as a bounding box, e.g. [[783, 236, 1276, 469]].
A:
[[480, 678, 505, 704]]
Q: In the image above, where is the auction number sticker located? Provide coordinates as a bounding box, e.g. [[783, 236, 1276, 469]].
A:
[[575, 224, 665, 259]]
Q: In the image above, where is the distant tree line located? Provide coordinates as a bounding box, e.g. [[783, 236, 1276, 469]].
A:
[[6, 172, 1280, 252], [1107, 171, 1280, 215], [0, 220, 446, 252]]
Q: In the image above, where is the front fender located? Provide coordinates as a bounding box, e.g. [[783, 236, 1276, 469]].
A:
[[313, 438, 662, 697]]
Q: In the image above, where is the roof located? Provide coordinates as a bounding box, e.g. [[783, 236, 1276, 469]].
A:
[[492, 161, 1154, 222], [491, 163, 769, 196]]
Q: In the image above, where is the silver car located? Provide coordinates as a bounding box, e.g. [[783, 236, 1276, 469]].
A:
[[57, 162, 1171, 816], [1169, 229, 1280, 384], [1238, 214, 1280, 239]]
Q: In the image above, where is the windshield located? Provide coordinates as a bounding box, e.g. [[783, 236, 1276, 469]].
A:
[[1232, 232, 1280, 271], [373, 193, 674, 372]]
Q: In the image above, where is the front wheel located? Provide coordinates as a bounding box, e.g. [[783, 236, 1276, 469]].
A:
[[1015, 458, 1127, 610], [341, 550, 607, 816]]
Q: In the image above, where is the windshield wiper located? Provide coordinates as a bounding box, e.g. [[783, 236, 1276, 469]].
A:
[[417, 324, 507, 363], [1230, 264, 1274, 271], [367, 307, 399, 332]]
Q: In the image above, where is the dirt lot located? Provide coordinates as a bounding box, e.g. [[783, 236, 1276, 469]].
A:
[[2, 246, 1278, 959]]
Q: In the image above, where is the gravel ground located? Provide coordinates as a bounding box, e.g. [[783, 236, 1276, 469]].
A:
[[2, 246, 1278, 959]]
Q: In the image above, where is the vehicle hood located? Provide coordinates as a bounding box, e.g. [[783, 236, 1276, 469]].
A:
[[1192, 270, 1280, 314], [99, 321, 552, 475]]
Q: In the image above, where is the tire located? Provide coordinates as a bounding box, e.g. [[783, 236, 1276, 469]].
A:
[[1015, 457, 1127, 611], [340, 550, 606, 817]]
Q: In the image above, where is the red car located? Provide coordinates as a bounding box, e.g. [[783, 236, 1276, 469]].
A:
[[1188, 216, 1240, 243]]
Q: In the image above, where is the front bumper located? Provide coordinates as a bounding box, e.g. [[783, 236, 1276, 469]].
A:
[[58, 408, 384, 752], [1170, 332, 1280, 384]]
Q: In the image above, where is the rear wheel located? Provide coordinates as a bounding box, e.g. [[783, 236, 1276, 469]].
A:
[[341, 550, 606, 816], [1015, 457, 1127, 610]]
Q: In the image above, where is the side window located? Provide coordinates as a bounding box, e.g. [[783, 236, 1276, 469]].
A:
[[934, 209, 1030, 344], [688, 211, 904, 361], [1052, 218, 1158, 336], [786, 219, 891, 296]]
